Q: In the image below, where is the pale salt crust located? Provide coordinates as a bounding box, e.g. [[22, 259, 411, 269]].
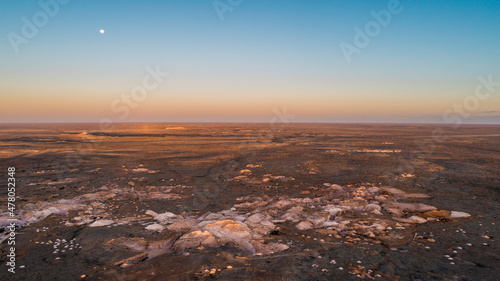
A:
[[0, 172, 471, 257]]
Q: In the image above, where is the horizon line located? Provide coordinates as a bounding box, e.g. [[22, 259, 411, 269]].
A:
[[1, 121, 499, 126]]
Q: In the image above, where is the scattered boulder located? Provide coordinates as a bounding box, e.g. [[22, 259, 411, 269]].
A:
[[175, 230, 219, 249], [324, 206, 343, 217], [167, 220, 198, 232], [380, 187, 407, 196], [296, 221, 313, 230], [240, 169, 252, 176], [282, 206, 303, 222], [145, 223, 164, 232], [418, 210, 452, 219], [246, 213, 264, 224], [88, 219, 115, 227], [252, 241, 289, 254], [407, 216, 428, 224], [272, 199, 293, 209], [448, 211, 471, 218], [204, 220, 252, 241], [364, 204, 382, 214], [154, 212, 177, 222]]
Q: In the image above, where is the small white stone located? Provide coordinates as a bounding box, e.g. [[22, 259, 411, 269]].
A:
[[145, 223, 164, 232], [339, 267, 343, 270], [330, 259, 337, 264]]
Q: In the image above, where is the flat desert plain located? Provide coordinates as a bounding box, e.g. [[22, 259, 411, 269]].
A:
[[0, 123, 499, 280]]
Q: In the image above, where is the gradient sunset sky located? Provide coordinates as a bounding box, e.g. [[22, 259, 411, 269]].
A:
[[1, 0, 499, 123]]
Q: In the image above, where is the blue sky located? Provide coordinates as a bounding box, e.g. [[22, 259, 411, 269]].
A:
[[1, 0, 499, 123]]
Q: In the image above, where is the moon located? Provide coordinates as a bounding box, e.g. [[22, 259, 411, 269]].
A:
[[99, 29, 105, 34]]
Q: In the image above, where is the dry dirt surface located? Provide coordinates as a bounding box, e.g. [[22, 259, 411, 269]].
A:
[[0, 123, 499, 281]]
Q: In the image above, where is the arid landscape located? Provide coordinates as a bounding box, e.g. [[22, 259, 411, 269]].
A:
[[0, 123, 499, 280], [3, 0, 500, 280]]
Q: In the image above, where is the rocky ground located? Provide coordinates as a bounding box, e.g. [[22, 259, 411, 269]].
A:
[[0, 123, 499, 280]]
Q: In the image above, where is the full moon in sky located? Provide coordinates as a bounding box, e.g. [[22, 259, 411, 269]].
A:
[[99, 29, 105, 34]]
